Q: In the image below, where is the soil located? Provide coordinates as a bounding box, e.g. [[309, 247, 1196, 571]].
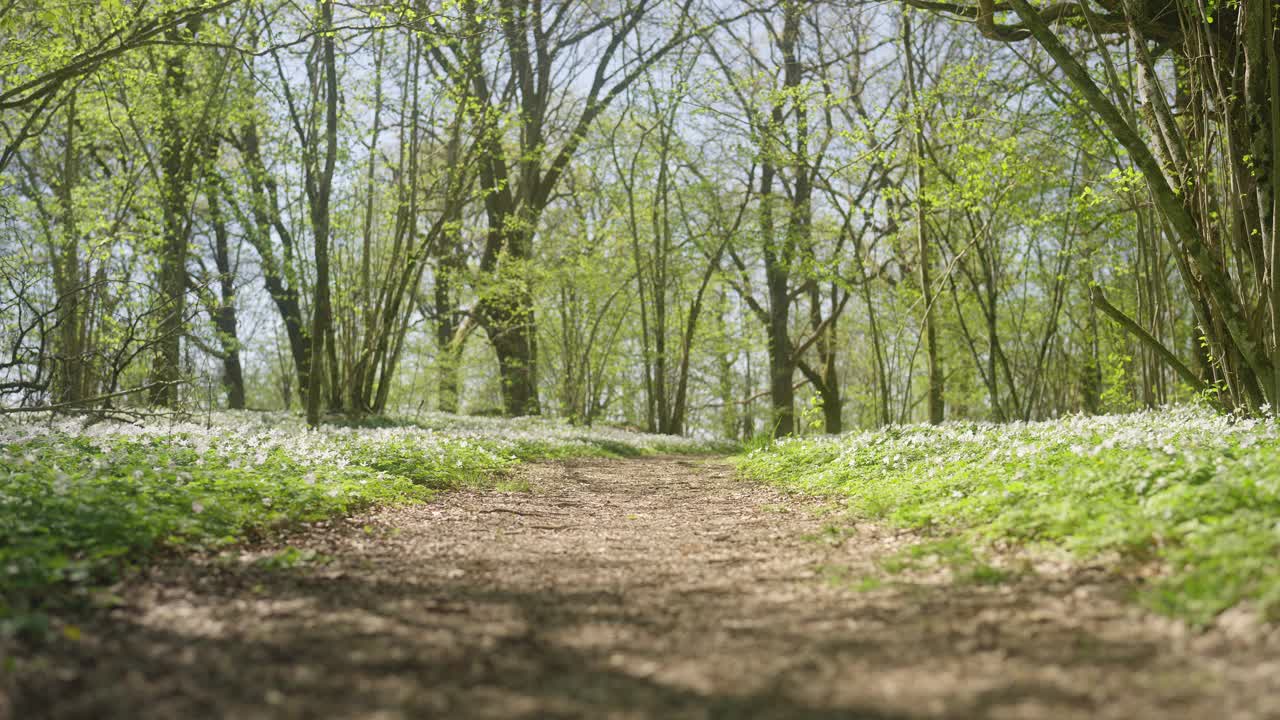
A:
[[6, 456, 1280, 719]]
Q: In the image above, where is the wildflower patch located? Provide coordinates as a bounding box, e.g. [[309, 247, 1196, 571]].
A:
[[736, 406, 1280, 625], [0, 411, 718, 627]]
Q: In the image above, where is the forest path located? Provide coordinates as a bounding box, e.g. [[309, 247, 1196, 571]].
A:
[[13, 456, 1279, 719]]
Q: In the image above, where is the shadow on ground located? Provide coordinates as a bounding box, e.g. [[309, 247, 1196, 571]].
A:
[[14, 567, 1154, 720]]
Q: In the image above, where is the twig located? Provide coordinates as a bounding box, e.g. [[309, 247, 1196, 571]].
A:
[[0, 381, 177, 415], [476, 507, 564, 518]]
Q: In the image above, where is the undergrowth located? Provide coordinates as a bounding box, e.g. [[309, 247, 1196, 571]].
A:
[[0, 410, 719, 632], [737, 406, 1280, 625]]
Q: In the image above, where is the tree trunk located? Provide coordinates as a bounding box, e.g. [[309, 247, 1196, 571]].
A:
[[818, 296, 843, 434], [766, 291, 796, 437], [236, 119, 311, 398], [208, 181, 245, 409], [903, 13, 943, 424], [760, 150, 795, 437], [52, 93, 84, 406], [305, 0, 338, 428], [434, 261, 462, 414], [151, 26, 198, 407], [483, 299, 540, 416]]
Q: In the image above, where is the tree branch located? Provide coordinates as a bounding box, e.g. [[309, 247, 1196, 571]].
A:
[[1090, 286, 1212, 396]]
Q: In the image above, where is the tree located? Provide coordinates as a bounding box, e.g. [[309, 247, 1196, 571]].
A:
[[0, 0, 235, 174], [421, 0, 717, 416], [908, 0, 1278, 411], [902, 12, 943, 424], [149, 19, 207, 407], [608, 53, 740, 435], [710, 0, 840, 436], [304, 0, 339, 427]]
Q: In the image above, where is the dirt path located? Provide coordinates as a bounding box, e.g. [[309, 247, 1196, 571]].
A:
[[10, 456, 1280, 719]]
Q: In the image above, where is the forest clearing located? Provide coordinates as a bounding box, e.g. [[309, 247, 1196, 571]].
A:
[[4, 0, 1280, 715]]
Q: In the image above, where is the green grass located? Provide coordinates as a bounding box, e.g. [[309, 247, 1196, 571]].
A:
[[736, 407, 1280, 625]]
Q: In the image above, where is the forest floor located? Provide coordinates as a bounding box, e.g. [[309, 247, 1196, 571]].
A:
[[8, 456, 1280, 720]]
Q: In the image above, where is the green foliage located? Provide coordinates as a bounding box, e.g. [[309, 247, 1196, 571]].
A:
[[0, 431, 426, 623], [1100, 352, 1138, 413], [737, 406, 1280, 625]]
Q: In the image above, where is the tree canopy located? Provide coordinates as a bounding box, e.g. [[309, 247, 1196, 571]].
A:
[[2, 0, 1276, 435]]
